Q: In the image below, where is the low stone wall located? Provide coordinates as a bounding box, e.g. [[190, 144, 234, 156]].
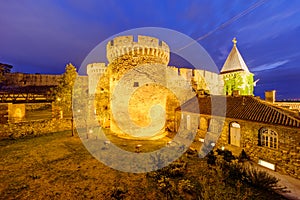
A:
[[25, 103, 52, 111], [0, 118, 72, 139]]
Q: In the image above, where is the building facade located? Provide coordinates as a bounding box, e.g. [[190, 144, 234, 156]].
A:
[[177, 95, 300, 179]]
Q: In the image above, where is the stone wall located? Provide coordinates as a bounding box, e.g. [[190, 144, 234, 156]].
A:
[[25, 103, 52, 111], [0, 118, 72, 139], [177, 111, 300, 179], [4, 73, 62, 87]]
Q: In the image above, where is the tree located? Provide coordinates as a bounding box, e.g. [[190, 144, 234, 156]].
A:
[[0, 63, 13, 84], [54, 63, 77, 116]]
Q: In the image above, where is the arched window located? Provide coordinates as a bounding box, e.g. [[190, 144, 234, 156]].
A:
[[259, 128, 278, 149]]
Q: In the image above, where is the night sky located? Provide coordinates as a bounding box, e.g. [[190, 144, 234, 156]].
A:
[[1, 0, 300, 99]]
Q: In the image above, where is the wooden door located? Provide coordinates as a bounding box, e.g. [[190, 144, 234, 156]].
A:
[[230, 127, 240, 147]]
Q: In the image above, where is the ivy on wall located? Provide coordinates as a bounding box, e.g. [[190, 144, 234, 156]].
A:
[[223, 72, 254, 95]]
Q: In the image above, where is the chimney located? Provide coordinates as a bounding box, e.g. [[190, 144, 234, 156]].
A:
[[197, 89, 205, 96], [233, 90, 240, 97], [265, 90, 276, 103]]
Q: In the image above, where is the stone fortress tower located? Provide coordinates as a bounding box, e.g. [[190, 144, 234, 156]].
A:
[[104, 35, 175, 138], [86, 63, 107, 95]]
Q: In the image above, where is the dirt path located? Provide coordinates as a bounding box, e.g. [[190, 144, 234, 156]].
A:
[[248, 162, 300, 200]]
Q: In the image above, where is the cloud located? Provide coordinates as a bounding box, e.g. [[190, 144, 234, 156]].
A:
[[252, 60, 289, 72]]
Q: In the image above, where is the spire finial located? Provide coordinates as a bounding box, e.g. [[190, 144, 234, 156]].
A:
[[232, 37, 237, 46]]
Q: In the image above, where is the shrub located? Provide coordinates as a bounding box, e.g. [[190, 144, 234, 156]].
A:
[[178, 179, 195, 194], [242, 166, 289, 193], [110, 186, 127, 200], [216, 149, 236, 162], [206, 150, 216, 165]]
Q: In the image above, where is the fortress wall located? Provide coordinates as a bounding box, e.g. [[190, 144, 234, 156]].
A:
[[4, 73, 62, 87], [166, 67, 223, 95]]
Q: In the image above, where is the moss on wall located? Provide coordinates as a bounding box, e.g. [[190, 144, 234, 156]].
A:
[[223, 72, 254, 95]]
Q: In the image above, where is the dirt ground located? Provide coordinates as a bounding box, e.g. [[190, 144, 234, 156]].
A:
[[0, 131, 288, 200], [0, 131, 158, 199]]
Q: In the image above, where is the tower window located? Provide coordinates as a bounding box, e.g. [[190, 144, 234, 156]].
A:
[[133, 82, 139, 87]]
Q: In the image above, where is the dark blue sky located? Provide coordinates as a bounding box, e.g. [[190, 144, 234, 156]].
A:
[[0, 0, 300, 99]]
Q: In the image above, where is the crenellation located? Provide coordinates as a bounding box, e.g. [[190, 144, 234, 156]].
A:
[[106, 35, 170, 64]]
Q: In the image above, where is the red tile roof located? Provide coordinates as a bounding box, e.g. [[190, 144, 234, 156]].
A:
[[178, 95, 300, 128]]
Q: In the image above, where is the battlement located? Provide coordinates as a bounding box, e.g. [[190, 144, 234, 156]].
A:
[[106, 35, 170, 65]]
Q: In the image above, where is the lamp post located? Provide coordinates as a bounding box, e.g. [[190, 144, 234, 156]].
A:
[[71, 89, 74, 136]]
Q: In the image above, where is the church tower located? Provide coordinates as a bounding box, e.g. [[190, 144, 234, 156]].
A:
[[220, 38, 254, 95]]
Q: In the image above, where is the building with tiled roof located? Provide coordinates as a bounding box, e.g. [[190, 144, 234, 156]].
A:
[[173, 38, 300, 179], [175, 94, 300, 179], [179, 95, 300, 128]]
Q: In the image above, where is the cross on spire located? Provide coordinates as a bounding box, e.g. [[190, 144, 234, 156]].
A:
[[232, 37, 237, 46]]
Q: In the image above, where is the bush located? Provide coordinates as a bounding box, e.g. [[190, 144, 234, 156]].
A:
[[242, 167, 288, 193], [110, 186, 127, 200], [206, 150, 216, 165], [220, 162, 289, 194], [159, 160, 187, 179], [216, 149, 236, 162], [178, 179, 195, 194]]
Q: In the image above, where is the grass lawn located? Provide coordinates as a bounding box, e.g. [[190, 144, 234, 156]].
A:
[[0, 131, 287, 199]]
